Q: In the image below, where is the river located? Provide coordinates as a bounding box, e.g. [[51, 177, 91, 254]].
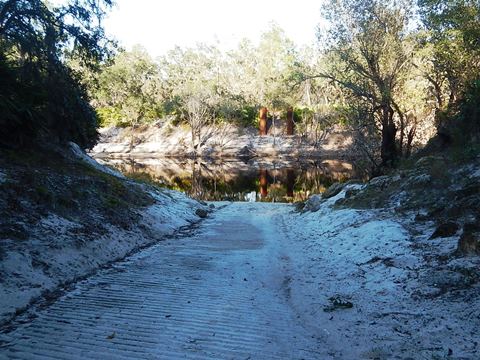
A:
[[97, 157, 358, 203]]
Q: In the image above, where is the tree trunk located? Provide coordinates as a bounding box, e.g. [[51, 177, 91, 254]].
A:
[[391, 100, 406, 157], [405, 125, 416, 158], [191, 127, 195, 152], [286, 107, 294, 135], [259, 107, 268, 136], [380, 105, 397, 167], [286, 169, 295, 197], [272, 111, 276, 147]]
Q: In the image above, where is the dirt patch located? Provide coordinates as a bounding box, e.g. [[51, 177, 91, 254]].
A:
[[282, 153, 480, 358], [0, 148, 155, 235]]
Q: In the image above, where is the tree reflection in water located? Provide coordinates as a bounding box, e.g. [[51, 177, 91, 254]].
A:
[[99, 158, 358, 203]]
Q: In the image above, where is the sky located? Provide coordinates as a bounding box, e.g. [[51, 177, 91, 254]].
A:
[[103, 0, 325, 57]]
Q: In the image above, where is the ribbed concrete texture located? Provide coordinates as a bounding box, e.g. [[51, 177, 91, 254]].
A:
[[0, 203, 321, 359]]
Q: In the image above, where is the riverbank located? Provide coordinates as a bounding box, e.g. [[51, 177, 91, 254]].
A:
[[91, 122, 353, 159], [282, 171, 480, 358], [0, 144, 209, 326]]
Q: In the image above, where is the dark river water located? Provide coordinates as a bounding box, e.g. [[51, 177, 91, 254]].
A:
[[98, 157, 358, 203]]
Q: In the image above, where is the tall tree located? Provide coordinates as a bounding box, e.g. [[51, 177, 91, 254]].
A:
[[93, 46, 163, 128], [0, 0, 113, 148], [418, 0, 480, 132], [255, 24, 298, 111], [318, 0, 416, 167]]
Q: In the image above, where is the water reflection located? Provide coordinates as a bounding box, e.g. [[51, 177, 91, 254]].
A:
[[99, 157, 357, 203]]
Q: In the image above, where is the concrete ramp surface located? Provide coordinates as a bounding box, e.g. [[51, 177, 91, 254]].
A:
[[0, 203, 320, 359]]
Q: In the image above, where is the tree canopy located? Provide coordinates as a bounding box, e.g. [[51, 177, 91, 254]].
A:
[[0, 0, 113, 149]]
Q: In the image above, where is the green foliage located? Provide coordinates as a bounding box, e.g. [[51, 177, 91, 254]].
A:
[[319, 0, 416, 167], [216, 103, 258, 127], [455, 79, 480, 139], [303, 0, 480, 170], [0, 0, 113, 149], [91, 25, 305, 130], [254, 24, 298, 109], [419, 0, 480, 52], [0, 0, 111, 147], [239, 106, 258, 127], [96, 107, 124, 127], [92, 46, 164, 127], [414, 0, 480, 160], [418, 0, 480, 124], [3, 0, 469, 163]]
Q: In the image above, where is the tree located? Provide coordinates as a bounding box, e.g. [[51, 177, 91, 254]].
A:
[[290, 48, 345, 146], [228, 25, 299, 115], [316, 0, 416, 168], [93, 46, 163, 128], [58, 25, 307, 137], [254, 24, 298, 110], [418, 0, 480, 134], [160, 44, 221, 151], [160, 44, 222, 112], [0, 0, 113, 149], [183, 96, 212, 153]]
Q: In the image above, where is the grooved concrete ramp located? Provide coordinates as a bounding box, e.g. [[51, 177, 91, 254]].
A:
[[0, 203, 320, 359]]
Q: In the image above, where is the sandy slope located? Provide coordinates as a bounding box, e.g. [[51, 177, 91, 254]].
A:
[[0, 146, 208, 326], [280, 186, 480, 359], [0, 188, 205, 325]]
